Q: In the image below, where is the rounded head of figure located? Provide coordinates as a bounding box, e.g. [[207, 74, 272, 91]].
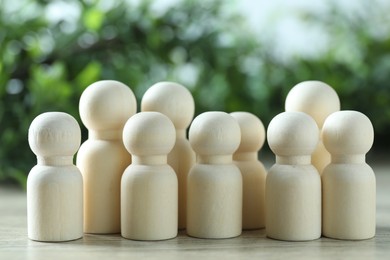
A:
[[285, 80, 340, 128], [230, 112, 265, 153], [322, 110, 374, 156], [79, 80, 137, 131], [28, 112, 81, 157], [267, 112, 319, 157], [122, 112, 176, 156], [189, 111, 241, 156], [141, 81, 195, 130]]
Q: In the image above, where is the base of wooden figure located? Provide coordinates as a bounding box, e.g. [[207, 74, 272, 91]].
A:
[[121, 164, 178, 241], [266, 164, 321, 242], [322, 164, 376, 241], [235, 160, 266, 230], [29, 236, 83, 243], [186, 164, 242, 239]]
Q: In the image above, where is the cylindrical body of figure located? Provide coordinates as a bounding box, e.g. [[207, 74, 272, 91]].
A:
[[77, 80, 136, 233], [231, 112, 266, 230], [266, 163, 321, 241], [141, 81, 196, 229], [322, 110, 376, 240], [167, 136, 195, 229], [187, 112, 242, 239], [312, 141, 329, 175], [28, 165, 83, 242], [77, 139, 130, 233], [266, 112, 321, 241], [285, 80, 340, 174], [121, 163, 178, 240], [234, 159, 266, 229], [121, 112, 178, 240], [322, 164, 375, 239], [27, 112, 83, 242], [187, 163, 242, 238]]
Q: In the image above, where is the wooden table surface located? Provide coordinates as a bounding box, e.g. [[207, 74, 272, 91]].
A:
[[1, 158, 389, 259]]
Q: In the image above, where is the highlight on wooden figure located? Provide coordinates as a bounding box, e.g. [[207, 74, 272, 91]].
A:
[[121, 111, 178, 241], [27, 112, 83, 242], [141, 81, 196, 229], [322, 110, 376, 240], [231, 112, 267, 230], [266, 111, 321, 241], [285, 80, 340, 174], [77, 80, 137, 234], [187, 111, 242, 239]]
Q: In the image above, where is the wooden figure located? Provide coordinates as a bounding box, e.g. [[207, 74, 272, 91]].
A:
[[322, 110, 376, 240], [121, 112, 178, 241], [231, 112, 267, 230], [77, 80, 137, 234], [285, 80, 340, 174], [187, 111, 242, 239], [141, 81, 195, 229], [27, 112, 83, 242], [266, 112, 321, 241]]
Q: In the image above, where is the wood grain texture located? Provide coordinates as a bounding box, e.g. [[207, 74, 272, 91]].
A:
[[1, 160, 389, 259]]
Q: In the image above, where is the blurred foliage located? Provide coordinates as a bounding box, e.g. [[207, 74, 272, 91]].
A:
[[1, 0, 389, 187]]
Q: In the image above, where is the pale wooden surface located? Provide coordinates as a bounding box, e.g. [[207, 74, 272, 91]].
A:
[[1, 158, 389, 259]]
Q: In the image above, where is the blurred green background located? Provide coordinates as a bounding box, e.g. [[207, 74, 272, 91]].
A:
[[1, 0, 389, 188]]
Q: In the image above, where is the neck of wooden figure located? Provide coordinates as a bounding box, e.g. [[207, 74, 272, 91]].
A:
[[233, 152, 258, 161], [132, 155, 167, 165], [89, 130, 122, 140], [331, 154, 366, 164], [176, 129, 186, 139], [197, 155, 232, 164], [37, 156, 73, 166], [276, 155, 311, 165]]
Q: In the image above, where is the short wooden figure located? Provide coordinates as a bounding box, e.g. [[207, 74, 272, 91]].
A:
[[121, 112, 178, 241], [322, 110, 376, 240], [187, 111, 242, 239], [266, 112, 321, 241], [27, 112, 83, 242], [231, 112, 267, 230], [141, 81, 195, 229], [77, 80, 137, 234], [285, 80, 340, 173]]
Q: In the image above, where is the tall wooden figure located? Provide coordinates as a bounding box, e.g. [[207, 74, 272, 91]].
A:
[[285, 80, 340, 173], [231, 112, 267, 230], [187, 112, 242, 239], [266, 112, 321, 241], [121, 112, 178, 240], [27, 112, 83, 242], [141, 81, 195, 229], [77, 80, 137, 234], [322, 111, 376, 240]]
